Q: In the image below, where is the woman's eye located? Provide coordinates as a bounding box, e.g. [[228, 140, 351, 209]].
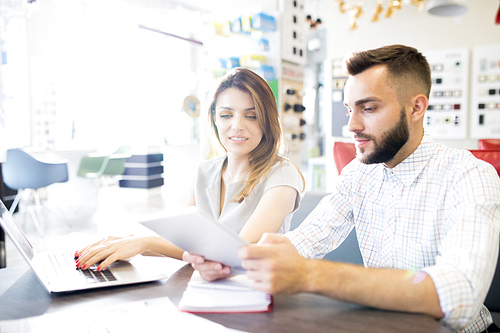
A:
[[220, 114, 231, 118], [246, 116, 257, 119]]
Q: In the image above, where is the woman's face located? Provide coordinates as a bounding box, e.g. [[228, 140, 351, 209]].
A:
[[214, 88, 263, 159]]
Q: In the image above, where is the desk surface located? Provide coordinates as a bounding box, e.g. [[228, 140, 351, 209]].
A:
[[0, 261, 451, 333]]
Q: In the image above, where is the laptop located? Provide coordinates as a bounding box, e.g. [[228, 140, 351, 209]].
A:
[[0, 199, 171, 293]]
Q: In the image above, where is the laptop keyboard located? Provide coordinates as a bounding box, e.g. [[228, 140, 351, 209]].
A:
[[43, 252, 117, 284]]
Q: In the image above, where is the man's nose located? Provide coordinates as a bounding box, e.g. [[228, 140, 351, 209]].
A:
[[347, 111, 364, 133]]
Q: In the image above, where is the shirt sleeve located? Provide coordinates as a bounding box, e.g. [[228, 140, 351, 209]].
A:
[[263, 160, 304, 213], [285, 165, 357, 259], [420, 159, 500, 330]]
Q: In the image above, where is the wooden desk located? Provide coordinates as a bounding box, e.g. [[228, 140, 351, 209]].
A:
[[0, 261, 451, 333]]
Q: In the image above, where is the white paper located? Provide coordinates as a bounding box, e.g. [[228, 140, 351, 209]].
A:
[[0, 297, 247, 333]]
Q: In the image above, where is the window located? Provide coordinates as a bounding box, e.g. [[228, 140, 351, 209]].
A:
[[16, 3, 203, 149]]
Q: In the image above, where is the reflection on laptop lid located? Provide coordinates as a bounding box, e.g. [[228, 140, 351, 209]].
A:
[[0, 199, 175, 293], [0, 200, 35, 263]]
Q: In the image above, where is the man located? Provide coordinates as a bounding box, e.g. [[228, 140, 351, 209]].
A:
[[188, 45, 500, 332]]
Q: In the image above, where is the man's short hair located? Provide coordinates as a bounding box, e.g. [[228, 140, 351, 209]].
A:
[[344, 44, 432, 100]]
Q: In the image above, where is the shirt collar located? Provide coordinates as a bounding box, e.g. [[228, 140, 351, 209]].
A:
[[383, 133, 436, 186]]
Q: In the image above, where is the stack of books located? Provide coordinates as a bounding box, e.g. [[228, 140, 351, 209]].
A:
[[119, 153, 164, 189]]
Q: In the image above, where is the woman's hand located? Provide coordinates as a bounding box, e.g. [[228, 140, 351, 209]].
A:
[[182, 251, 231, 281], [75, 235, 150, 271]]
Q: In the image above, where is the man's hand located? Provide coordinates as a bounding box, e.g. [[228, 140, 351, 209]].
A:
[[238, 233, 310, 294], [182, 252, 231, 281]]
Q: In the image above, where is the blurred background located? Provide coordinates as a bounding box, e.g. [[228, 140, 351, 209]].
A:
[[0, 0, 499, 232]]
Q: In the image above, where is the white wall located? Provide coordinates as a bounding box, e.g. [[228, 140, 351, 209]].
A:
[[325, 1, 500, 59], [20, 1, 208, 151]]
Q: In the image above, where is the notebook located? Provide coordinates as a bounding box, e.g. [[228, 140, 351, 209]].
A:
[[0, 199, 172, 293], [178, 271, 273, 313]]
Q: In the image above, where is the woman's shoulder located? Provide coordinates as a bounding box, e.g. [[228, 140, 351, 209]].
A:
[[270, 157, 299, 173], [263, 157, 303, 196], [266, 157, 303, 184]]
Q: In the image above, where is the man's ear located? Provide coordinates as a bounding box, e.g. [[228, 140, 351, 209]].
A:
[[409, 94, 428, 123]]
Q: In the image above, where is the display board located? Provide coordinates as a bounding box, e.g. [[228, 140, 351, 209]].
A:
[[423, 48, 469, 139], [280, 0, 307, 66], [281, 61, 306, 152], [470, 44, 500, 138], [331, 59, 349, 138]]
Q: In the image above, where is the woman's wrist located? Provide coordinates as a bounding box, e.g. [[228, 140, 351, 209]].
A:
[[143, 235, 184, 260], [141, 235, 162, 254]]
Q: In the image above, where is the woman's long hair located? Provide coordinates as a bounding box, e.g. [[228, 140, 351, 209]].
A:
[[208, 67, 303, 203]]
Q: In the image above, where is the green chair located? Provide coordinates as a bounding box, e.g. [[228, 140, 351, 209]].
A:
[[77, 146, 131, 179]]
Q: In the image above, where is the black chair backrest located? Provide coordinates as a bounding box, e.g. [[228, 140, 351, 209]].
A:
[[485, 247, 500, 312], [291, 191, 364, 265], [290, 191, 330, 231]]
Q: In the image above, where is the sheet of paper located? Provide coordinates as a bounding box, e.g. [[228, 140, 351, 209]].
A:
[[0, 297, 247, 333]]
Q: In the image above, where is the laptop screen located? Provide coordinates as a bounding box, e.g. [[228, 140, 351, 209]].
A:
[[0, 199, 35, 261]]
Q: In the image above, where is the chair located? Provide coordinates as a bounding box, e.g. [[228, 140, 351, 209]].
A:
[[77, 146, 131, 179], [469, 150, 500, 177], [290, 191, 363, 265], [479, 139, 500, 150], [290, 191, 330, 231], [333, 142, 356, 175], [466, 149, 500, 323], [2, 149, 68, 234], [485, 249, 500, 325]]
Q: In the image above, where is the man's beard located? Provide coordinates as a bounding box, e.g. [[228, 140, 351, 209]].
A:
[[355, 108, 409, 165]]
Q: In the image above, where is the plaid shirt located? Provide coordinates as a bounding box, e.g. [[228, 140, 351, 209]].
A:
[[288, 134, 500, 332]]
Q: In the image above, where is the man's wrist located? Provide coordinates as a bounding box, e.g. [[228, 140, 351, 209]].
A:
[[301, 259, 324, 293], [301, 259, 343, 295]]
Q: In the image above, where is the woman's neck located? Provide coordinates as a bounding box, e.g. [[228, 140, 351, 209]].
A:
[[223, 154, 251, 184]]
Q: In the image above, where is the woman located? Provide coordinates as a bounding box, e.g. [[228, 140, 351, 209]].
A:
[[75, 68, 304, 272]]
